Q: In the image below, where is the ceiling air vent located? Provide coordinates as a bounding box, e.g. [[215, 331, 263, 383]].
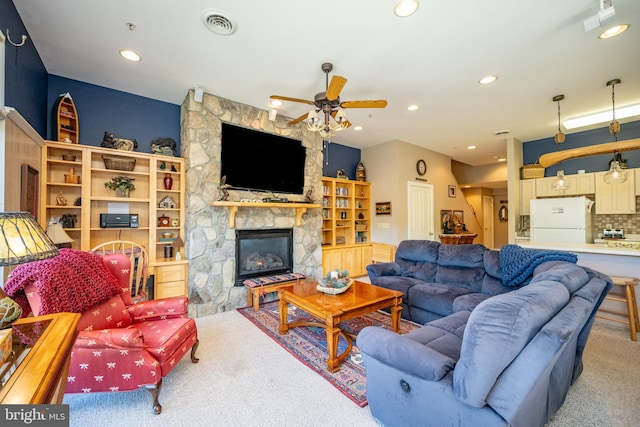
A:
[[202, 9, 236, 36]]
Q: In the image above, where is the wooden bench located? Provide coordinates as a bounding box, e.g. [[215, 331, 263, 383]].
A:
[[244, 277, 305, 311], [596, 276, 639, 341]]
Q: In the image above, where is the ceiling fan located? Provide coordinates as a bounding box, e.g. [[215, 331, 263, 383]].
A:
[[270, 63, 387, 137]]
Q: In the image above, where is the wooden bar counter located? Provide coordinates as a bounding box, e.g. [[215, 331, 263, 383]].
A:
[[439, 233, 478, 245]]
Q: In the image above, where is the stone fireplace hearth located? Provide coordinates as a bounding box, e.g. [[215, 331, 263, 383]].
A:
[[180, 90, 324, 317]]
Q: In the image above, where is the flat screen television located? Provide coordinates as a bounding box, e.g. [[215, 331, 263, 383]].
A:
[[221, 123, 306, 195]]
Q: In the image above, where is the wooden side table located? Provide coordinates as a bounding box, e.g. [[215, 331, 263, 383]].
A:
[[0, 312, 80, 404]]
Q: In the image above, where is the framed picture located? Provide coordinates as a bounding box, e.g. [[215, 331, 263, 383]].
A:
[[448, 185, 456, 198], [21, 164, 39, 219], [376, 202, 392, 215], [453, 210, 464, 225], [440, 210, 452, 229]]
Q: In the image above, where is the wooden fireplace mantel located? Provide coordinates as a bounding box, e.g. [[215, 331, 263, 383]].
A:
[[210, 201, 321, 228]]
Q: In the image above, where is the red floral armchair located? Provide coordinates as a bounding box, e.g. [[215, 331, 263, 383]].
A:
[[9, 249, 199, 414]]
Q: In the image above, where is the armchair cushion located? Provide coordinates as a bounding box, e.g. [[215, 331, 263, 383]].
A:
[[75, 327, 145, 349], [128, 297, 189, 322], [76, 294, 133, 332]]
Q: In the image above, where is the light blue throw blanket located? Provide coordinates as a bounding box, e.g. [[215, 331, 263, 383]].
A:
[[499, 244, 577, 287]]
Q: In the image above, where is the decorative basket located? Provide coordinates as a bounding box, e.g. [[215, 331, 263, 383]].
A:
[[64, 168, 80, 184], [103, 155, 136, 171], [317, 278, 353, 295], [521, 164, 545, 179]]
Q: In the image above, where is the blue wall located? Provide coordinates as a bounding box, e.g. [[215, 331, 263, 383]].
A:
[[321, 141, 361, 178], [48, 75, 181, 153], [523, 120, 640, 176], [1, 0, 48, 135]]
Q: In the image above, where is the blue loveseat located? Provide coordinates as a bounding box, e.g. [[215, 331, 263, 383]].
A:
[[358, 240, 612, 427]]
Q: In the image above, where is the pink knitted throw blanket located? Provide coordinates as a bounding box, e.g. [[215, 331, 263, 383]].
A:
[[4, 248, 122, 316]]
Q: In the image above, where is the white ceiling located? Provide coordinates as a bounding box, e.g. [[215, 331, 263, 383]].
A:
[[13, 0, 640, 166]]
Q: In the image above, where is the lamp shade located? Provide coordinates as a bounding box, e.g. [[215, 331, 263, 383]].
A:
[[46, 222, 74, 244], [0, 212, 59, 266]]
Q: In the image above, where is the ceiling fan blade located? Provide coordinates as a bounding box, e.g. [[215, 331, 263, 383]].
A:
[[325, 76, 347, 101], [288, 112, 310, 125], [270, 95, 315, 105], [341, 100, 388, 108]]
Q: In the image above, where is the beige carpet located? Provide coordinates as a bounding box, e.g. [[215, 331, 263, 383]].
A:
[[62, 311, 639, 427]]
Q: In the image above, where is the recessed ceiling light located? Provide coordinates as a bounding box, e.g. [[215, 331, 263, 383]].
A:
[[353, 126, 363, 131], [598, 24, 630, 39], [467, 145, 476, 150], [119, 49, 141, 62], [479, 75, 497, 85], [394, 0, 419, 17], [494, 129, 510, 136], [270, 100, 283, 107], [497, 158, 506, 162], [407, 104, 419, 111]]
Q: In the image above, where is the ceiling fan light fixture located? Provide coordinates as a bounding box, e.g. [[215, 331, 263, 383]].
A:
[[394, 0, 419, 17], [599, 23, 630, 39]]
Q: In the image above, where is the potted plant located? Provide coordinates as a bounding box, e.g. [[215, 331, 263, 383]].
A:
[[104, 175, 136, 197]]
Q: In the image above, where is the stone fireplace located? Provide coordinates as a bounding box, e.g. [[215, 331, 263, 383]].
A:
[[180, 91, 324, 317]]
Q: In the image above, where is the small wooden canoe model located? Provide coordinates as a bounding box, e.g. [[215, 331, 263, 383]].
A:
[[52, 92, 79, 144]]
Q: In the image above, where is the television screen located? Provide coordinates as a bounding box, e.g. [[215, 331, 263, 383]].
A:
[[221, 123, 306, 195]]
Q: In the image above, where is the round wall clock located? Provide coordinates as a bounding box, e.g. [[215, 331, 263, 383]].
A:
[[416, 159, 427, 176]]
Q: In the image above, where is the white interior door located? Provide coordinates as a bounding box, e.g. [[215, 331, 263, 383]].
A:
[[483, 195, 494, 248], [408, 182, 434, 240]]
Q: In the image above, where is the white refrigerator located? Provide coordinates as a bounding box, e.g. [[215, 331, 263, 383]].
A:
[[530, 196, 594, 243]]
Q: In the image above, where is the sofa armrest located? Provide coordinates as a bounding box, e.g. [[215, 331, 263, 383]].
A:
[[366, 262, 402, 282], [357, 326, 456, 381], [128, 296, 189, 322], [75, 328, 145, 349]]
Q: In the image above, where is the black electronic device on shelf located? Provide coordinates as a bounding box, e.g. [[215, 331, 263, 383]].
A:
[[262, 197, 289, 203]]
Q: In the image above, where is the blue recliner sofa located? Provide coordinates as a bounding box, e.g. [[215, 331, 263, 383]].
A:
[[358, 240, 612, 427]]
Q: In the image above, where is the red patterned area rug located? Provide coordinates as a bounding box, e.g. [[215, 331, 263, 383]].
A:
[[237, 300, 419, 407]]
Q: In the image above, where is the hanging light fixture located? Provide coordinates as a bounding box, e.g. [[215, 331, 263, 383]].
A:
[[550, 95, 571, 193], [306, 107, 348, 139], [603, 78, 628, 184]]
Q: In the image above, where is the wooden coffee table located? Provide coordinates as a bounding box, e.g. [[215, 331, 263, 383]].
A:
[[278, 280, 403, 372]]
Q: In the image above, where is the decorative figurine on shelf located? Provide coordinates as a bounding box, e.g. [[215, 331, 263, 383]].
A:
[[336, 169, 348, 179], [304, 188, 314, 204], [171, 164, 178, 172], [159, 196, 177, 208], [74, 197, 81, 206], [159, 161, 166, 170], [356, 162, 366, 182], [151, 137, 177, 156], [218, 175, 231, 201], [56, 191, 67, 206]]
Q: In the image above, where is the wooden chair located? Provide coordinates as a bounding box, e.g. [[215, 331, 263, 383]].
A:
[[596, 276, 640, 341], [91, 240, 149, 302]]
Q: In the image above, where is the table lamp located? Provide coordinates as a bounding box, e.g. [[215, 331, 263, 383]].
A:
[[46, 222, 74, 249], [170, 235, 184, 260], [0, 212, 60, 328]]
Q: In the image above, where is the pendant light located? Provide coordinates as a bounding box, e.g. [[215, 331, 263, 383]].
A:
[[551, 95, 571, 193], [603, 78, 628, 184]]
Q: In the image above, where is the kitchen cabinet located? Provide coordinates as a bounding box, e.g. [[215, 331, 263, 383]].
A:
[[520, 179, 535, 215], [595, 171, 636, 214], [534, 173, 594, 197], [636, 169, 640, 196]]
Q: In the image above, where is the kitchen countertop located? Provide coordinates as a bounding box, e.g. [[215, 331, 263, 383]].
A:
[[517, 240, 640, 257]]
